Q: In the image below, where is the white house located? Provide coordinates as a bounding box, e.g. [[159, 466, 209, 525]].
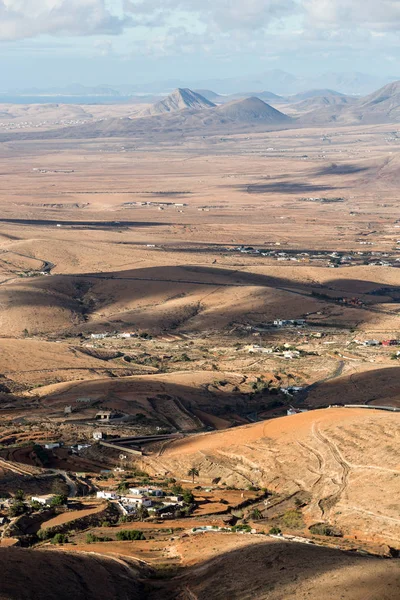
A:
[[129, 487, 163, 497], [96, 491, 118, 500], [287, 408, 309, 416], [121, 494, 152, 507], [283, 351, 300, 360], [128, 487, 147, 496], [31, 495, 56, 506], [93, 431, 103, 440], [44, 443, 61, 450]]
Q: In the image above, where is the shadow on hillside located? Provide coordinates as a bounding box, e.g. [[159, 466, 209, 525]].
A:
[[307, 366, 400, 408], [315, 163, 370, 176], [0, 547, 146, 600], [4, 264, 399, 334], [147, 540, 399, 599], [43, 367, 400, 429], [245, 182, 335, 194]]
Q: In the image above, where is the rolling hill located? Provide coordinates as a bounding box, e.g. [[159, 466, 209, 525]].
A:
[[215, 97, 292, 123], [141, 408, 400, 547], [0, 547, 146, 600], [0, 93, 293, 141], [295, 80, 400, 124], [156, 536, 400, 600]]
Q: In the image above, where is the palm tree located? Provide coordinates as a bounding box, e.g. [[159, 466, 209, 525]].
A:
[[188, 467, 199, 484]]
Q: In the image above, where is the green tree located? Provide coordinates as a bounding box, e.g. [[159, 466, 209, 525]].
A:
[[9, 501, 26, 517], [51, 495, 67, 507], [51, 533, 68, 544], [188, 467, 199, 484], [37, 529, 51, 541], [249, 508, 263, 520], [117, 481, 129, 493], [14, 489, 25, 501], [116, 530, 145, 541], [182, 490, 194, 505]]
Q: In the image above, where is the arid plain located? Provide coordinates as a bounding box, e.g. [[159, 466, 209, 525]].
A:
[[0, 96, 399, 599]]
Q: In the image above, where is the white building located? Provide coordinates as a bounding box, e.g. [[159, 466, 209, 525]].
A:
[[93, 431, 103, 441], [121, 494, 152, 507], [96, 491, 118, 500], [31, 495, 56, 506], [129, 487, 163, 497], [44, 443, 61, 450]]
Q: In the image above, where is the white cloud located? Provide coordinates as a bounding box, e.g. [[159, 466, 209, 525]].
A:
[[1, 0, 400, 60], [304, 0, 400, 31], [0, 0, 129, 40], [124, 0, 297, 30]]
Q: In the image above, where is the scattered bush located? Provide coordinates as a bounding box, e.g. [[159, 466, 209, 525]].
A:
[[231, 524, 251, 533], [86, 533, 113, 543], [282, 509, 303, 530], [51, 533, 68, 544], [269, 526, 281, 535], [309, 523, 343, 537], [116, 530, 145, 541]]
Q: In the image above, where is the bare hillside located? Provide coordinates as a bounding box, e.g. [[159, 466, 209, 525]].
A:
[[143, 408, 400, 547], [0, 547, 146, 600], [155, 536, 400, 600]]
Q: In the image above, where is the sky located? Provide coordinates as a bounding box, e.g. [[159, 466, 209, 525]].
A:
[[0, 0, 400, 89]]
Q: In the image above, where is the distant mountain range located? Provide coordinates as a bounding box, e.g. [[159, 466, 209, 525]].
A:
[[4, 79, 400, 143], [6, 71, 399, 98]]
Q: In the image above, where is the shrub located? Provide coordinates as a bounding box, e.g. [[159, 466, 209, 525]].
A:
[[51, 533, 68, 544], [231, 524, 251, 533], [269, 526, 281, 535], [309, 523, 343, 537], [9, 501, 26, 517], [37, 528, 51, 540], [182, 491, 194, 504], [116, 530, 145, 541], [51, 495, 67, 507], [14, 489, 25, 501], [282, 510, 303, 529]]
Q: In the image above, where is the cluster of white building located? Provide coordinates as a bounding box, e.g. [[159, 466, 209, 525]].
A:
[[97, 486, 184, 515], [90, 332, 136, 340]]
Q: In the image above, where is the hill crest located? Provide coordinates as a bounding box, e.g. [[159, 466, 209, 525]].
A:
[[217, 96, 292, 123], [143, 87, 215, 116]]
